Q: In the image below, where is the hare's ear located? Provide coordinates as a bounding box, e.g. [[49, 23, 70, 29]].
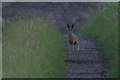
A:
[[67, 24, 69, 28], [72, 24, 74, 29]]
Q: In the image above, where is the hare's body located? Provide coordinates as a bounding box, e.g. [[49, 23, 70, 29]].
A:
[[67, 24, 79, 51], [69, 33, 78, 45]]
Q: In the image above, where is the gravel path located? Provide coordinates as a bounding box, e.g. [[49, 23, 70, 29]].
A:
[[64, 34, 109, 78]]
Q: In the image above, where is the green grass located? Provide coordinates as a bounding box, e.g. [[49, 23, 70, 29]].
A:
[[78, 3, 118, 78], [3, 17, 66, 78], [0, 25, 1, 79]]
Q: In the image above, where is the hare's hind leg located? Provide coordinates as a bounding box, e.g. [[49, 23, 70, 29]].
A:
[[70, 45, 73, 51]]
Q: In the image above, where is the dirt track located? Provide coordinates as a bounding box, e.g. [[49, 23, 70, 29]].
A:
[[64, 34, 108, 78]]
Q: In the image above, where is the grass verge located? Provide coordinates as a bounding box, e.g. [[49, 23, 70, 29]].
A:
[[78, 3, 118, 78], [3, 17, 66, 78]]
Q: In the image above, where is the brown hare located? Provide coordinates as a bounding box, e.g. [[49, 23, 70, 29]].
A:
[[67, 24, 79, 51]]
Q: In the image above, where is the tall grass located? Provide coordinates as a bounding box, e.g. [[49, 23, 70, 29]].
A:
[[3, 17, 66, 78], [78, 3, 118, 78]]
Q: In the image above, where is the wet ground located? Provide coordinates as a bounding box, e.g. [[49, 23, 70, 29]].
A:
[[64, 34, 108, 78]]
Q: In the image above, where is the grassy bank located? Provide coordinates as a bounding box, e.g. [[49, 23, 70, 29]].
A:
[[78, 3, 118, 78], [3, 17, 66, 78]]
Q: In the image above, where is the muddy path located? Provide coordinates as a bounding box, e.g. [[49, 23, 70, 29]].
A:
[[64, 34, 108, 78]]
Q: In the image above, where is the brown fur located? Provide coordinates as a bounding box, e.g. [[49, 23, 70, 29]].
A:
[[67, 24, 79, 51]]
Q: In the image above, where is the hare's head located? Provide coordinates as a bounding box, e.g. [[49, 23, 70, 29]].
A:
[[67, 24, 74, 33]]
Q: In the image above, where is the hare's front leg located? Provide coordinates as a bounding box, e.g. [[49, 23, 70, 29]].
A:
[[77, 44, 79, 51], [76, 41, 79, 51]]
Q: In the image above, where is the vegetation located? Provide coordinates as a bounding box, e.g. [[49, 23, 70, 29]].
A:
[[3, 17, 66, 78], [78, 3, 118, 78]]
